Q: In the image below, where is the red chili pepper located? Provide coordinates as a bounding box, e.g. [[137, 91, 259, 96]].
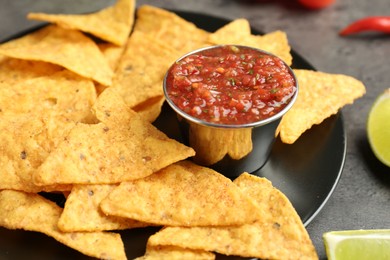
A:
[[339, 16, 390, 36]]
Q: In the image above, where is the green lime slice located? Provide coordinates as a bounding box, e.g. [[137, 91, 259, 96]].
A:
[[367, 88, 390, 167], [323, 230, 390, 260]]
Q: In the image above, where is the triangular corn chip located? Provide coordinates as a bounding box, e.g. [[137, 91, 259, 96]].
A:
[[208, 18, 251, 44], [136, 245, 215, 260], [278, 69, 366, 144], [0, 55, 62, 84], [209, 29, 292, 66], [0, 190, 126, 260], [112, 30, 179, 108], [0, 25, 113, 86], [58, 184, 149, 232], [28, 0, 135, 46], [147, 173, 318, 259], [0, 70, 96, 121], [134, 5, 210, 53], [33, 88, 195, 185], [100, 161, 262, 227]]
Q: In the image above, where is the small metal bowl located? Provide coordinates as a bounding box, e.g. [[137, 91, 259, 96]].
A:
[[163, 45, 298, 178]]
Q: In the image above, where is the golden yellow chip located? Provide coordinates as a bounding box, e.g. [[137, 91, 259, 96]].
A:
[[98, 43, 126, 71], [0, 55, 62, 84], [0, 70, 96, 122], [0, 25, 113, 86], [28, 0, 135, 46], [136, 245, 215, 260], [209, 29, 293, 66], [112, 30, 179, 108], [278, 69, 366, 144], [100, 161, 262, 227], [133, 95, 166, 123], [0, 112, 77, 192], [208, 18, 251, 44], [134, 5, 210, 53], [147, 173, 318, 259], [58, 184, 149, 232], [0, 190, 126, 260], [33, 88, 195, 185]]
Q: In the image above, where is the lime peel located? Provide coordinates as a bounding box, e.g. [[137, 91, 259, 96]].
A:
[[324, 229, 390, 260], [367, 88, 390, 167]]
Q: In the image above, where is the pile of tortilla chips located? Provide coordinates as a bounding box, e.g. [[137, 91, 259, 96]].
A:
[[0, 0, 366, 259]]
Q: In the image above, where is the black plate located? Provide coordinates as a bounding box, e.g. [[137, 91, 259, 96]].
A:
[[0, 10, 346, 260]]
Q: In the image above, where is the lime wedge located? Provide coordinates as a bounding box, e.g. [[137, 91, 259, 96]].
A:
[[323, 230, 390, 260], [367, 88, 390, 167]]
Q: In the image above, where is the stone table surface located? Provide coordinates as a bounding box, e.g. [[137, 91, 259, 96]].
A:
[[0, 0, 389, 259]]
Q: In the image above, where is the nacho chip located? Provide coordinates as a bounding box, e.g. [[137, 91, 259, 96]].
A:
[[33, 88, 195, 185], [209, 29, 293, 66], [28, 0, 135, 46], [98, 43, 126, 71], [0, 113, 76, 192], [208, 18, 251, 44], [133, 95, 165, 123], [0, 55, 62, 84], [100, 161, 261, 227], [0, 70, 96, 122], [58, 184, 148, 232], [0, 25, 113, 86], [0, 190, 126, 260], [112, 30, 179, 108], [134, 5, 210, 53], [136, 245, 215, 260], [278, 69, 366, 144], [147, 173, 318, 259]]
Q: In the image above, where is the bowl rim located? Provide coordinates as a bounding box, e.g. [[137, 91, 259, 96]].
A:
[[163, 44, 299, 129]]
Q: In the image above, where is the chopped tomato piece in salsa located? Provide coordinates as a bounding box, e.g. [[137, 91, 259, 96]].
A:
[[165, 45, 297, 125]]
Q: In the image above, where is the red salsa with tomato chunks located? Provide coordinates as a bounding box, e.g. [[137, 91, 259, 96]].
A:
[[165, 45, 297, 125]]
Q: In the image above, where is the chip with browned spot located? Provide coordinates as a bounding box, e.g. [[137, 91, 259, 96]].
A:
[[277, 69, 366, 144], [146, 173, 318, 259], [33, 88, 195, 185], [0, 190, 126, 260], [100, 161, 262, 227], [112, 30, 179, 108], [58, 184, 149, 232]]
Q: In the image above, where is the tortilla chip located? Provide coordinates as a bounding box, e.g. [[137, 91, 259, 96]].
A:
[[100, 161, 262, 227], [147, 173, 318, 259], [33, 88, 195, 185], [58, 184, 148, 232], [0, 113, 76, 192], [0, 25, 113, 86], [208, 18, 251, 44], [0, 55, 62, 84], [98, 43, 126, 71], [28, 0, 135, 46], [133, 95, 165, 123], [0, 70, 96, 122], [112, 30, 179, 108], [134, 5, 210, 53], [136, 245, 215, 260], [0, 190, 126, 260], [209, 29, 293, 66], [278, 69, 366, 144]]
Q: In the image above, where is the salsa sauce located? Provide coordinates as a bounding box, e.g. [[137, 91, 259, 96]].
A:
[[165, 45, 297, 125]]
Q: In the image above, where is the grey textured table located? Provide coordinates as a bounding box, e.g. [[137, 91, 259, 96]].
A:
[[0, 0, 389, 259]]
